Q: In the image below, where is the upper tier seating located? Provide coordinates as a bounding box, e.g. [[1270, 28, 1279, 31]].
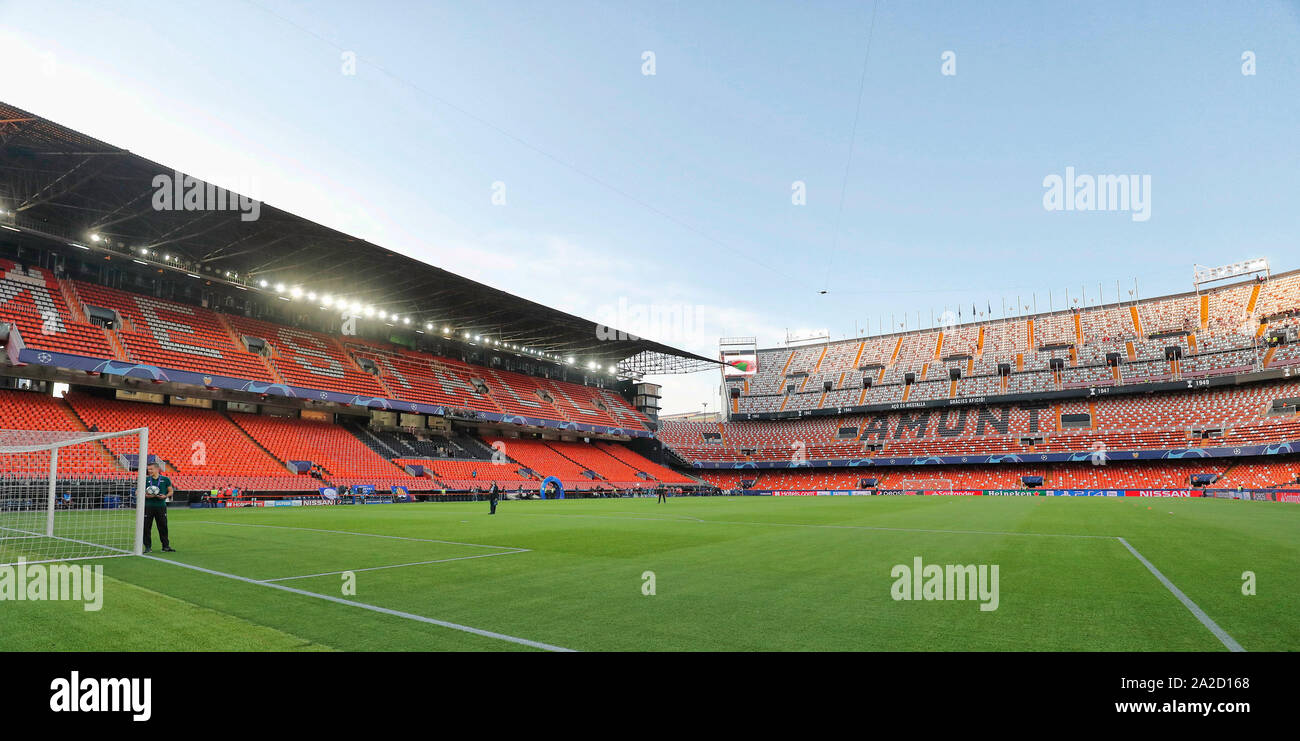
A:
[[0, 260, 113, 358], [346, 337, 649, 429], [223, 315, 388, 397], [73, 281, 273, 381], [733, 271, 1300, 416]]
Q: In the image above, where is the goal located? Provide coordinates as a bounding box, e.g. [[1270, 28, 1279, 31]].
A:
[[896, 478, 952, 495], [0, 428, 148, 566]]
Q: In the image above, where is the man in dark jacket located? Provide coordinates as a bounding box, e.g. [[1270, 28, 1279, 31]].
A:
[[488, 483, 500, 515]]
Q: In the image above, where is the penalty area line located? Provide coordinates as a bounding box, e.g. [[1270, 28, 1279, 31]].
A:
[[143, 555, 575, 652], [1117, 537, 1244, 652]]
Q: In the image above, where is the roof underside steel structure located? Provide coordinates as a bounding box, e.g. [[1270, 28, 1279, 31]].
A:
[[0, 102, 720, 375]]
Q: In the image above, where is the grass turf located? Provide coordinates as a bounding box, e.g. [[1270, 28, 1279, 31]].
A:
[[2, 495, 1295, 651]]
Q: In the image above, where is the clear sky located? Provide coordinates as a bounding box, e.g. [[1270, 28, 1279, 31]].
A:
[[2, 1, 1297, 413]]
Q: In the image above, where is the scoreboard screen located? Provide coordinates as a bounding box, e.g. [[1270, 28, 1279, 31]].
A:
[[721, 353, 757, 377]]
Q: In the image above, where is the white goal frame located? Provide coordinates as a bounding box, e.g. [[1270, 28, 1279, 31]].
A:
[[896, 478, 953, 493], [0, 427, 148, 565]]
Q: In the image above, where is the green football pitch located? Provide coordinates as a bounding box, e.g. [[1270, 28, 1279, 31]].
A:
[[3, 495, 1297, 652]]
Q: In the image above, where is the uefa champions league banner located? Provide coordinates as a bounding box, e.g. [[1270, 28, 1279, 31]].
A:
[[756, 488, 1299, 499]]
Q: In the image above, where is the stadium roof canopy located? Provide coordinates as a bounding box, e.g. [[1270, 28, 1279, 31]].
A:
[[0, 102, 719, 375]]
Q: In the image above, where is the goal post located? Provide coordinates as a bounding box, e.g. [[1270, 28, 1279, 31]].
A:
[[896, 478, 953, 494], [0, 427, 148, 566]]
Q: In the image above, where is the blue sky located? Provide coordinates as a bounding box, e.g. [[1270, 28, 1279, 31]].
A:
[[2, 0, 1297, 413]]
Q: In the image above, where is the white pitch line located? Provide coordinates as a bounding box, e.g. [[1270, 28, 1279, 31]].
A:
[[1117, 537, 1245, 652], [704, 519, 1119, 539], [263, 549, 528, 582], [143, 555, 575, 652], [190, 519, 524, 551]]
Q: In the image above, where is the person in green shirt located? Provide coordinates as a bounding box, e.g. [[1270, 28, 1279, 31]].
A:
[[143, 461, 175, 553]]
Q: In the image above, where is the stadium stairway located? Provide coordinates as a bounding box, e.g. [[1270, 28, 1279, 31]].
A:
[[213, 313, 287, 385], [442, 433, 495, 460], [221, 412, 292, 471], [341, 420, 403, 459]]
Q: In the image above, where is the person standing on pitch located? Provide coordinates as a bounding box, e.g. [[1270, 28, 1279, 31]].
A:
[[657, 484, 667, 504], [143, 461, 175, 553], [488, 482, 500, 515]]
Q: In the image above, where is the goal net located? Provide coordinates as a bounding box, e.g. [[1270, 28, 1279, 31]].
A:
[[0, 428, 147, 566], [896, 478, 953, 495]]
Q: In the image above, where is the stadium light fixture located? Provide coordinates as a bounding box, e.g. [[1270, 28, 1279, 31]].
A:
[[306, 291, 316, 300], [378, 310, 388, 319], [364, 306, 375, 317], [290, 286, 303, 299], [443, 326, 451, 334], [259, 280, 269, 288], [403, 317, 411, 325], [425, 323, 433, 330], [274, 283, 286, 293], [89, 233, 101, 243]]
